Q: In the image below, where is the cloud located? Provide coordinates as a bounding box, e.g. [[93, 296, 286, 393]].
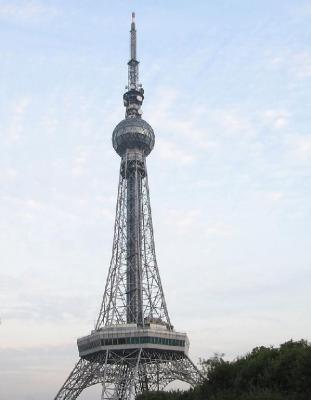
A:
[[26, 199, 44, 210], [156, 139, 195, 164], [205, 222, 235, 237], [165, 208, 201, 232], [267, 191, 283, 202], [291, 135, 311, 161], [71, 147, 89, 176], [99, 207, 114, 220], [0, 194, 79, 223], [0, 344, 74, 371], [161, 208, 234, 238], [268, 50, 311, 79], [7, 97, 31, 143], [147, 87, 208, 159], [0, 168, 18, 182], [218, 110, 250, 133], [0, 344, 78, 400], [292, 52, 311, 79], [263, 110, 290, 129], [2, 291, 92, 322], [0, 1, 59, 22], [292, 2, 311, 22], [0, 269, 99, 332]]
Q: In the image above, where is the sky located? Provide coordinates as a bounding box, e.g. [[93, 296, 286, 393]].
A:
[[0, 0, 311, 399]]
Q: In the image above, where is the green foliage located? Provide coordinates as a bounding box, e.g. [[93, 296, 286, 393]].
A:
[[136, 340, 311, 400]]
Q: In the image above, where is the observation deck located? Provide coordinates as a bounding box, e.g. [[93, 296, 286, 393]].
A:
[[78, 323, 189, 360]]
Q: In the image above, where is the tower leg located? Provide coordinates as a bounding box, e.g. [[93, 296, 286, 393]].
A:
[[56, 351, 202, 400], [101, 349, 142, 400], [54, 358, 98, 400], [138, 351, 203, 391], [55, 352, 112, 400]]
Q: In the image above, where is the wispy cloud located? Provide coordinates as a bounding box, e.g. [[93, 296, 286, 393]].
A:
[[71, 147, 89, 177], [290, 135, 311, 161], [0, 1, 59, 22], [263, 110, 290, 129], [268, 50, 311, 79], [0, 168, 18, 182], [156, 138, 195, 164], [7, 97, 31, 143], [217, 109, 251, 133], [294, 52, 311, 79], [0, 344, 78, 400], [205, 222, 235, 237], [165, 208, 201, 232]]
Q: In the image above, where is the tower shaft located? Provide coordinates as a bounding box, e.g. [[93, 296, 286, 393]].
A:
[[125, 152, 144, 324], [95, 149, 171, 328]]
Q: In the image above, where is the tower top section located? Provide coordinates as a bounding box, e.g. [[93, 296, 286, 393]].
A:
[[123, 12, 144, 118], [113, 13, 154, 157]]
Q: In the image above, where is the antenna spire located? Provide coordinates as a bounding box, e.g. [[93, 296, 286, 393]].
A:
[[130, 12, 137, 60], [128, 12, 139, 88], [124, 12, 144, 118]]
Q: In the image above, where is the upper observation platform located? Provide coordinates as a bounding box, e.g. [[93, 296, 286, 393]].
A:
[[78, 323, 189, 360]]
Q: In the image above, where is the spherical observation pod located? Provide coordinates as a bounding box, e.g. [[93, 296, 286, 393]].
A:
[[112, 117, 155, 157]]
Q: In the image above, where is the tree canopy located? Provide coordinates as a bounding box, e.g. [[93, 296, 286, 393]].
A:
[[136, 340, 311, 400]]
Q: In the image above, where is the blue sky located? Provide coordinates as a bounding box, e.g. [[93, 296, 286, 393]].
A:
[[0, 0, 311, 399]]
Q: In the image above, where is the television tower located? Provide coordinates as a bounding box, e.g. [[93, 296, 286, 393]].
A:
[[54, 13, 202, 400]]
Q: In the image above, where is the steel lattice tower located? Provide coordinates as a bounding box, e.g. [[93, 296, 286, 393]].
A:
[[54, 13, 202, 400]]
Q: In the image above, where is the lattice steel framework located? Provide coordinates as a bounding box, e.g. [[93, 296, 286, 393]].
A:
[[55, 350, 201, 400], [54, 12, 203, 400], [95, 157, 171, 329]]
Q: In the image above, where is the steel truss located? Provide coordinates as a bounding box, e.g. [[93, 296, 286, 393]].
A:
[[96, 156, 171, 329], [54, 152, 203, 400], [55, 350, 202, 400]]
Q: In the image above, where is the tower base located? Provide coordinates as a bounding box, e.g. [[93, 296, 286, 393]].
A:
[[54, 348, 202, 400]]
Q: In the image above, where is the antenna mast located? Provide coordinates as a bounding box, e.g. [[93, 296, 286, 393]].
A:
[[124, 12, 144, 117], [130, 12, 137, 61], [128, 12, 139, 90]]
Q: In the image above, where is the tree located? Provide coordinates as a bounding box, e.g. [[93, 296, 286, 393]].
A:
[[136, 340, 311, 400]]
